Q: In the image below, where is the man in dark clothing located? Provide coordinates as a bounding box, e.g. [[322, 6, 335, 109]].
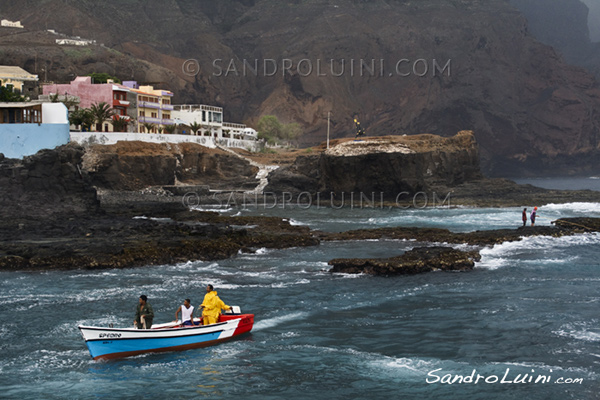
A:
[[522, 208, 527, 227], [134, 295, 154, 329]]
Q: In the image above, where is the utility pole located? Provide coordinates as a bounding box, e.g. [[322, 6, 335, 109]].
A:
[[327, 111, 331, 149]]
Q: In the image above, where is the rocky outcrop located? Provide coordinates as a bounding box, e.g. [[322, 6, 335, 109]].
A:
[[82, 141, 258, 191], [0, 205, 320, 271], [266, 131, 482, 199], [0, 143, 99, 219], [329, 247, 481, 276], [319, 218, 600, 246]]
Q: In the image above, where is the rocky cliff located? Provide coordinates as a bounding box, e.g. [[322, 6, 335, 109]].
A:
[[511, 0, 600, 78], [0, 143, 99, 218], [266, 131, 482, 199], [82, 141, 258, 191], [2, 0, 600, 175]]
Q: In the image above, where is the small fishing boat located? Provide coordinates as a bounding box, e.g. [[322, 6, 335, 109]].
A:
[[79, 307, 254, 360]]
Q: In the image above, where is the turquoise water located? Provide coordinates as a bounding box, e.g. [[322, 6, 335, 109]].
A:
[[1, 201, 599, 399]]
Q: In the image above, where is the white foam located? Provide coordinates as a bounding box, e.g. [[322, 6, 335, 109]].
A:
[[554, 321, 600, 342], [541, 202, 600, 214], [253, 311, 309, 331], [288, 218, 307, 226], [476, 233, 600, 270], [190, 206, 233, 213]]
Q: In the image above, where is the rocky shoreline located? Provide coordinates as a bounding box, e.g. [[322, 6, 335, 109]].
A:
[[1, 140, 599, 273]]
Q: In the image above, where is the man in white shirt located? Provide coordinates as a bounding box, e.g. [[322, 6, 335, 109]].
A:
[[175, 299, 197, 326]]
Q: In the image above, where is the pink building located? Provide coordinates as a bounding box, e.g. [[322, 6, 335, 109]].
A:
[[42, 76, 130, 131]]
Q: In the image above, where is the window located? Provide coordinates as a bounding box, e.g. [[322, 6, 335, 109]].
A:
[[151, 112, 157, 118], [140, 111, 145, 117]]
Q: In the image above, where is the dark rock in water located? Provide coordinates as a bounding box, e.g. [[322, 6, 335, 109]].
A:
[[329, 247, 481, 276], [552, 218, 600, 232]]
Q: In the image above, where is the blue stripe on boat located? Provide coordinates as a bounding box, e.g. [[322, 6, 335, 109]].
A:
[[86, 330, 223, 359]]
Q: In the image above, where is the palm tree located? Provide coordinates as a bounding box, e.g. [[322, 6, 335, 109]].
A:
[[163, 124, 177, 134], [188, 121, 202, 136], [142, 122, 155, 133], [90, 102, 114, 132], [69, 108, 94, 132], [111, 115, 129, 133]]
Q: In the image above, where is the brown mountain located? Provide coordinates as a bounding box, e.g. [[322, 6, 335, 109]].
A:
[[1, 0, 599, 176]]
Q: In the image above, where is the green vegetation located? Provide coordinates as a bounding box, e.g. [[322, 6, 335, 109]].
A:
[[256, 115, 301, 145], [188, 121, 202, 135], [142, 122, 155, 133], [0, 84, 26, 102], [163, 124, 177, 134], [63, 47, 93, 59], [90, 102, 115, 131], [88, 72, 121, 84], [111, 115, 130, 133], [69, 108, 94, 131]]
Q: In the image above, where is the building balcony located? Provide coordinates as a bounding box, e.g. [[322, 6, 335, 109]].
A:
[[161, 119, 174, 125], [138, 116, 161, 124], [113, 99, 130, 107], [161, 104, 174, 111], [138, 101, 160, 109]]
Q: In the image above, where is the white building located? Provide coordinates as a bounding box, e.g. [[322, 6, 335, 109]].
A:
[[1, 19, 23, 28], [172, 104, 224, 137], [0, 102, 70, 159], [56, 38, 96, 46], [172, 104, 258, 141]]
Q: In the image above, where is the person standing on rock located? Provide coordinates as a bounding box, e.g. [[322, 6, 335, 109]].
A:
[[200, 284, 231, 325], [134, 295, 154, 329], [530, 207, 538, 227], [522, 208, 528, 227]]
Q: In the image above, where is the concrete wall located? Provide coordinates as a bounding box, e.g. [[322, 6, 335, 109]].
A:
[[42, 103, 69, 124], [70, 131, 264, 152], [0, 124, 70, 159]]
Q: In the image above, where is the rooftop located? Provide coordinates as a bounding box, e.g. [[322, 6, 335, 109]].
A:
[[0, 66, 38, 81], [0, 102, 41, 108]]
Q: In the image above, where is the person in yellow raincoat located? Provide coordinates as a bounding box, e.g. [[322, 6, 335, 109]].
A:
[[200, 284, 231, 325]]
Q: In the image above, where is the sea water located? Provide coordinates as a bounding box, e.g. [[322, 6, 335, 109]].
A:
[[0, 201, 599, 399]]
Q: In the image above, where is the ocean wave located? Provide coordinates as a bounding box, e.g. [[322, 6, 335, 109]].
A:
[[190, 206, 233, 213], [541, 202, 600, 214], [476, 233, 600, 270], [288, 218, 307, 226], [553, 321, 600, 342], [253, 311, 309, 331]]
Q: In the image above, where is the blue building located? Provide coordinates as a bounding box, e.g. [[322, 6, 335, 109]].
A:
[[0, 102, 70, 159]]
